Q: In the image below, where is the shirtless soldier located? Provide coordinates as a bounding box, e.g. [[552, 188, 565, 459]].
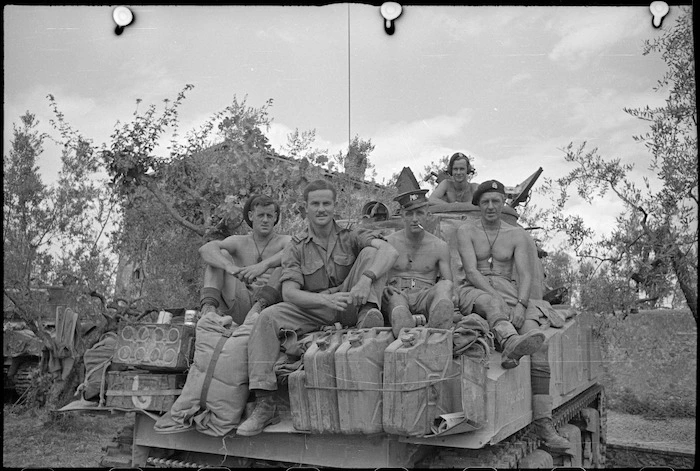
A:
[[198, 194, 292, 325], [455, 180, 570, 452], [384, 189, 455, 337], [428, 152, 480, 210]]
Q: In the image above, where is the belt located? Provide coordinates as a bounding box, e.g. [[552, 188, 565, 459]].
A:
[[388, 277, 435, 290]]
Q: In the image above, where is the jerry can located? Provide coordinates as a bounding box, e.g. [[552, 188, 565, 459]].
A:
[[335, 327, 394, 434], [383, 327, 461, 436], [303, 329, 346, 433], [288, 369, 312, 432]]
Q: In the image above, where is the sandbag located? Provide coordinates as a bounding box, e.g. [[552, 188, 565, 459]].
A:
[[76, 331, 118, 403], [154, 312, 250, 437]]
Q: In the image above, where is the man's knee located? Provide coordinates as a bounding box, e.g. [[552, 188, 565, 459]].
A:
[[435, 279, 453, 297]]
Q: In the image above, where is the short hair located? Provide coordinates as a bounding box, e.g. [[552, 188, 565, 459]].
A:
[[249, 194, 279, 214], [447, 152, 474, 175], [303, 179, 337, 202]]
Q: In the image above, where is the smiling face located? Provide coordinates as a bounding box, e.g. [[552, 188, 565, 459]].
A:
[[249, 203, 277, 237], [451, 157, 470, 183], [401, 205, 428, 235], [305, 189, 336, 229], [478, 191, 505, 224]]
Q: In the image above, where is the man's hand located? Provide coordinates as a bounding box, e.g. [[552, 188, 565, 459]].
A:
[[237, 262, 268, 284], [511, 303, 526, 330], [225, 263, 242, 278], [322, 292, 353, 312], [349, 276, 372, 306]]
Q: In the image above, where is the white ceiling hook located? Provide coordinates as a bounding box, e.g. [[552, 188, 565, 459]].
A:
[[380, 2, 403, 35]]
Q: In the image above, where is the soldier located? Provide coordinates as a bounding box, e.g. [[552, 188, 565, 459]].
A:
[[455, 179, 570, 452], [428, 152, 480, 208], [198, 194, 292, 325], [237, 179, 399, 436], [383, 189, 455, 337]]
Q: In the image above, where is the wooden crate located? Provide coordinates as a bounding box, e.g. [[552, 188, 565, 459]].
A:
[[105, 370, 186, 412], [113, 323, 195, 371]]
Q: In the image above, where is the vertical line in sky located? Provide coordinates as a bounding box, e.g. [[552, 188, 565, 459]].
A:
[[347, 3, 351, 154]]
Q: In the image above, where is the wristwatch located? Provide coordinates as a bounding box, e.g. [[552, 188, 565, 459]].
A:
[[517, 298, 529, 309], [362, 270, 377, 282]]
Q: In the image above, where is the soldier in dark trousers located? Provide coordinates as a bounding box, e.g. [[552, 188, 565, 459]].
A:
[[237, 179, 399, 436], [455, 180, 570, 452]]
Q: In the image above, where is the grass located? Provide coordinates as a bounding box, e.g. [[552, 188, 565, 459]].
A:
[[3, 404, 134, 468]]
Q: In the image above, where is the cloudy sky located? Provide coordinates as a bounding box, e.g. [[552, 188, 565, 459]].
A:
[[3, 4, 686, 247]]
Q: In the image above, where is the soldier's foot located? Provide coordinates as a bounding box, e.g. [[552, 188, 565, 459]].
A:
[[236, 396, 280, 437], [427, 299, 455, 330], [356, 305, 384, 329], [391, 306, 415, 338], [534, 417, 571, 453], [502, 329, 545, 361]]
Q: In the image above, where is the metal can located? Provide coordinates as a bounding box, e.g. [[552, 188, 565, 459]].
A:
[[156, 310, 172, 324], [184, 309, 197, 326]]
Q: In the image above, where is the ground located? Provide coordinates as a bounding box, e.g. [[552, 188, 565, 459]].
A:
[[2, 404, 695, 468]]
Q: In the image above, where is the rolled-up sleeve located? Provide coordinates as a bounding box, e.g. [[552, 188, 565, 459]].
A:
[[280, 243, 304, 287], [352, 227, 387, 250]]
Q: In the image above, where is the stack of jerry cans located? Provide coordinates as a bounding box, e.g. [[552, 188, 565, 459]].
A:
[[383, 327, 462, 436], [335, 327, 395, 434], [303, 329, 347, 433]]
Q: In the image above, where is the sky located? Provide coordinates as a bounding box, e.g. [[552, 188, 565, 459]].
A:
[[3, 4, 691, 250]]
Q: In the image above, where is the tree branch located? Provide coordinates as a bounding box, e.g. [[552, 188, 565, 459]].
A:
[[143, 180, 206, 237]]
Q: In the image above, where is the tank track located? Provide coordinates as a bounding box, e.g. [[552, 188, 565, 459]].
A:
[[13, 362, 40, 396], [421, 384, 605, 468], [99, 424, 134, 468]]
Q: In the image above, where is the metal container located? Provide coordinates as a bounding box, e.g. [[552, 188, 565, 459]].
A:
[[184, 309, 197, 326]]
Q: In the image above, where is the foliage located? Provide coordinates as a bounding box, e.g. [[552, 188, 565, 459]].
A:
[[103, 86, 396, 306], [537, 8, 697, 321]]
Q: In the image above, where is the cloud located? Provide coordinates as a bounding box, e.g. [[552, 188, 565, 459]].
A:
[[548, 8, 647, 68]]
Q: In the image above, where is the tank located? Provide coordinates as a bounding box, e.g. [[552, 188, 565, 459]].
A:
[[65, 168, 607, 469]]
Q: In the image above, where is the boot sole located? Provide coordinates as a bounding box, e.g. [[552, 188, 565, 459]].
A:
[[235, 415, 281, 437], [391, 306, 415, 338], [505, 331, 545, 359], [356, 308, 384, 329], [427, 299, 455, 330]]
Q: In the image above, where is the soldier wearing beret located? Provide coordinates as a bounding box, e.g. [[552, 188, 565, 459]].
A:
[[198, 194, 292, 325], [455, 179, 570, 452], [238, 179, 399, 436], [383, 189, 455, 337]]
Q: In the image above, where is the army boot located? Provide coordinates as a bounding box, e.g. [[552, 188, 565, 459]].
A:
[[427, 299, 455, 330], [236, 394, 280, 437], [356, 304, 384, 329], [390, 305, 415, 337], [533, 394, 571, 452], [492, 320, 545, 369]]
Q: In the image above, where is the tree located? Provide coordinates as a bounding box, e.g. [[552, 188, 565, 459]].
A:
[[103, 87, 395, 306], [3, 110, 117, 408], [540, 8, 697, 321]]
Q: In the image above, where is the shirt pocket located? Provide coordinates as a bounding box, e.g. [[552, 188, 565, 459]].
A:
[[301, 256, 327, 292], [331, 253, 356, 286]]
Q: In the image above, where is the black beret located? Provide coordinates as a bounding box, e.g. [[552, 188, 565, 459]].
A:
[[472, 180, 506, 205], [394, 189, 429, 211]]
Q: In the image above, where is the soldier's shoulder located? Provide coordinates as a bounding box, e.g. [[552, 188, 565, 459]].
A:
[[290, 228, 309, 244]]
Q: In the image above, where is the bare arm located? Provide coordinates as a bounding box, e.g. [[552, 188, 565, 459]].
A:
[[428, 180, 450, 204], [437, 241, 453, 282], [198, 236, 242, 275], [237, 235, 293, 283], [511, 230, 532, 328], [349, 238, 399, 306]]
